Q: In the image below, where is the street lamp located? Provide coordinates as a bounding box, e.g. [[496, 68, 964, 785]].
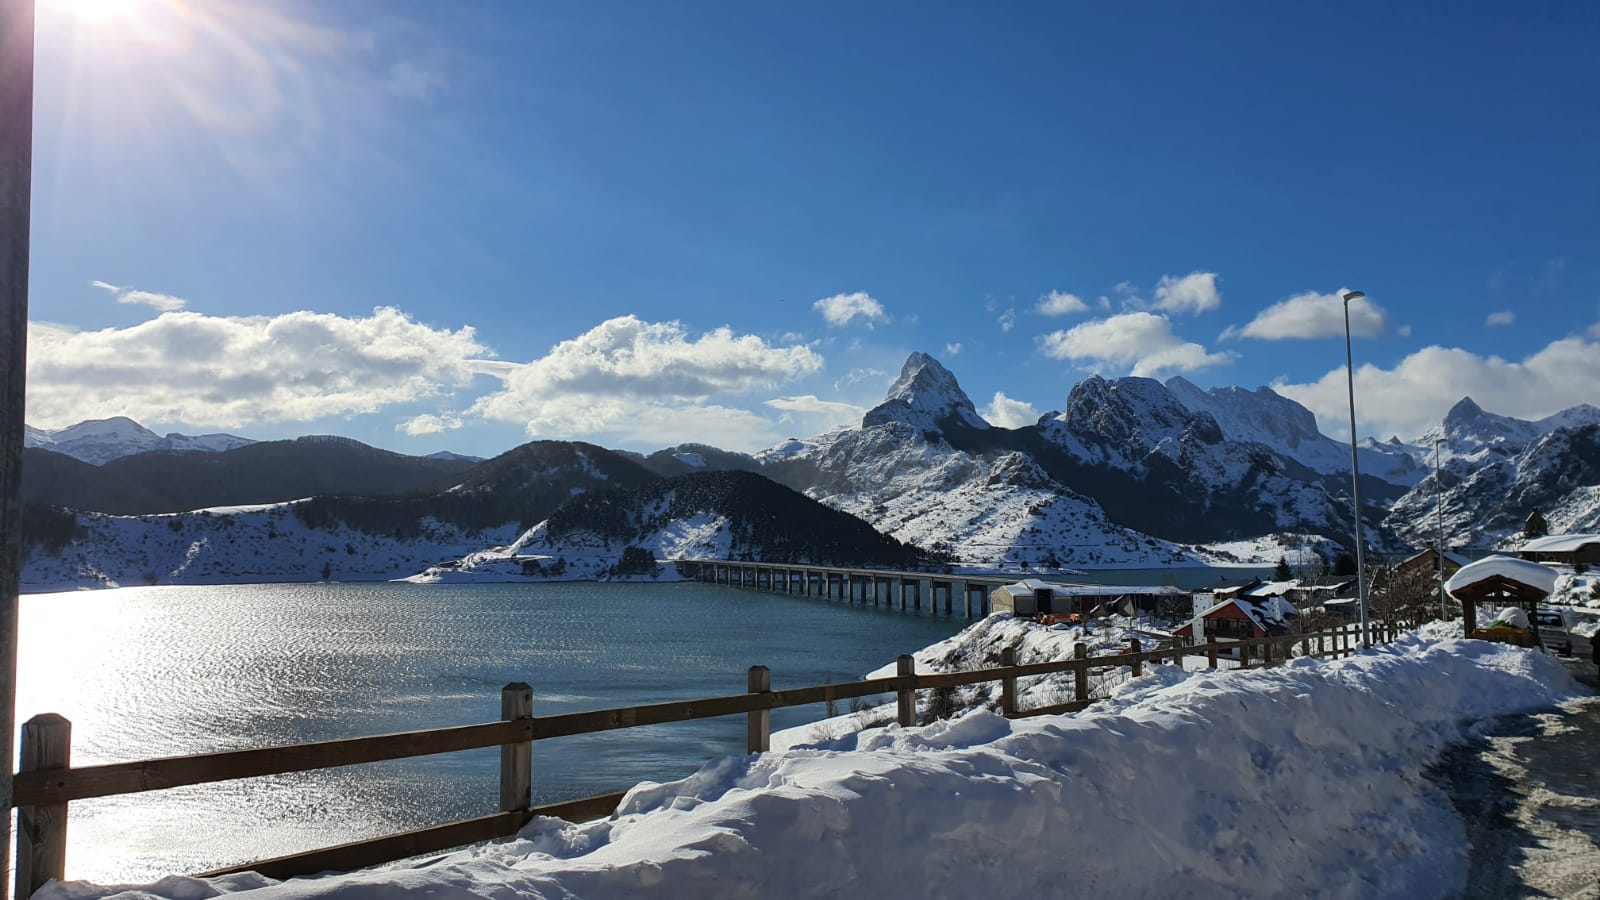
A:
[[1435, 438, 1448, 622], [1341, 289, 1369, 648]]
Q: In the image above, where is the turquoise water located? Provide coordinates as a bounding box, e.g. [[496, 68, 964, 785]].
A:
[[18, 581, 964, 883]]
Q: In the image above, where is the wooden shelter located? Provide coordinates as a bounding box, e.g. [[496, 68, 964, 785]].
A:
[[1445, 555, 1558, 644]]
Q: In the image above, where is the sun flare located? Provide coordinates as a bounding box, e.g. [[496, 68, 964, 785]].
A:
[[57, 0, 161, 26]]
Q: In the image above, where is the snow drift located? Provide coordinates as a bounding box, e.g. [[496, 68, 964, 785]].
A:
[[41, 625, 1574, 900]]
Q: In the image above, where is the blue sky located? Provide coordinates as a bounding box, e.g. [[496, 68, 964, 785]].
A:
[[23, 0, 1600, 455]]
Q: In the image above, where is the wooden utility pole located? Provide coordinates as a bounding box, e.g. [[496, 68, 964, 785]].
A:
[[0, 0, 35, 892]]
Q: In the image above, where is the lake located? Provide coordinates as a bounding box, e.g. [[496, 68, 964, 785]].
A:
[[17, 581, 965, 883]]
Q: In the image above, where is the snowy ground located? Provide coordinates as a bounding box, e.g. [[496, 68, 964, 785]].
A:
[[39, 620, 1577, 900]]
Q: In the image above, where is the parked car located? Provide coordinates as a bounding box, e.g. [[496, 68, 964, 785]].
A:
[[1534, 608, 1572, 655]]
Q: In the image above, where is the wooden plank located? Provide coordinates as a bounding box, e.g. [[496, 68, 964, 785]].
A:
[[1000, 648, 1018, 718], [897, 655, 916, 727], [1018, 699, 1094, 718], [16, 714, 69, 899], [1073, 643, 1088, 703], [532, 790, 629, 823], [766, 675, 906, 706], [196, 811, 527, 881], [500, 683, 532, 814], [13, 719, 532, 806], [746, 666, 770, 754]]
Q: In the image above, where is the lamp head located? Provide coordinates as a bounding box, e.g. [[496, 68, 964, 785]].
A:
[[1341, 290, 1366, 303]]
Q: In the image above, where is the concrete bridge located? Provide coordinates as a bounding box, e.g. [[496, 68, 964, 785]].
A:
[[673, 559, 1033, 619]]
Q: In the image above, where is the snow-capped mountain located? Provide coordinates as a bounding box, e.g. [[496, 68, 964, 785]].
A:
[[861, 352, 990, 433], [758, 356, 1335, 568], [1030, 374, 1379, 544], [1386, 412, 1600, 549], [1164, 377, 1425, 486], [24, 416, 255, 465]]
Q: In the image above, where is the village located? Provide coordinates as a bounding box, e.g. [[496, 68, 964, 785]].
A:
[[988, 533, 1600, 657]]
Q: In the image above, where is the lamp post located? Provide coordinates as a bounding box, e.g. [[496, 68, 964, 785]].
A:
[[1435, 437, 1447, 622], [1341, 289, 1369, 648]]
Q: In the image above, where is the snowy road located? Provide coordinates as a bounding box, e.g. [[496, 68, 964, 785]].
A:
[[1437, 660, 1600, 899]]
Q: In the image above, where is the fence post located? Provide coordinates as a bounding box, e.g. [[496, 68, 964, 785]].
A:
[[1207, 641, 1218, 669], [1001, 647, 1018, 717], [1130, 638, 1142, 677], [16, 713, 70, 900], [499, 683, 532, 818], [1263, 638, 1273, 667], [1073, 643, 1088, 704], [897, 655, 916, 727], [747, 665, 771, 753]]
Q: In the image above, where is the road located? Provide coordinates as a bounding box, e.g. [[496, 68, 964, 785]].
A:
[[1435, 659, 1600, 899]]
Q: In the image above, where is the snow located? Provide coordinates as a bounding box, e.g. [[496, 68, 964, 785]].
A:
[[24, 416, 256, 465], [44, 621, 1575, 900], [1445, 555, 1559, 595]]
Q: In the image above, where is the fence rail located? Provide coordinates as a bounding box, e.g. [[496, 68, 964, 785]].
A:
[[10, 621, 1392, 897]]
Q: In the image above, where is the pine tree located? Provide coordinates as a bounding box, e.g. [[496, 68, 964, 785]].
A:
[[1273, 556, 1292, 581], [1524, 509, 1549, 539]]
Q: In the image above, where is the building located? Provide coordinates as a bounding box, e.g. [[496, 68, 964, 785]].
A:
[[1519, 534, 1600, 567], [989, 579, 1190, 618], [1391, 547, 1473, 584], [1173, 596, 1297, 642]]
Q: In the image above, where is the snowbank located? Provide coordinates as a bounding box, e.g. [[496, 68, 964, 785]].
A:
[[42, 624, 1575, 900]]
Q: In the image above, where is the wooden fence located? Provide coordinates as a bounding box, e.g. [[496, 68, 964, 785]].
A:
[[9, 621, 1387, 897]]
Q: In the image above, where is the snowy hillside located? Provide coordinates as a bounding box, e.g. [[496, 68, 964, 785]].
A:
[[407, 470, 934, 584], [20, 502, 520, 591], [24, 416, 255, 465], [48, 621, 1575, 900]]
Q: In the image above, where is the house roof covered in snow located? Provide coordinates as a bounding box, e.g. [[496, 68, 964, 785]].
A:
[[1520, 534, 1600, 554], [1399, 548, 1474, 569], [995, 580, 1188, 598]]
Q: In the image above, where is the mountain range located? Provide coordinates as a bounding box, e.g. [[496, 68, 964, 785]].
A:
[[19, 352, 1600, 588]]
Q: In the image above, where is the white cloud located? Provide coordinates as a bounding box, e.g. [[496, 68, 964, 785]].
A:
[[90, 279, 188, 311], [982, 392, 1039, 429], [398, 413, 462, 436], [944, 342, 963, 357], [998, 306, 1016, 332], [1397, 324, 1413, 338], [1035, 291, 1088, 317], [836, 367, 888, 390], [1486, 310, 1515, 327], [1039, 312, 1233, 377], [1273, 335, 1600, 441], [813, 292, 888, 328], [1231, 290, 1387, 340], [764, 395, 865, 430], [469, 315, 823, 451], [1152, 272, 1221, 315], [26, 307, 489, 428]]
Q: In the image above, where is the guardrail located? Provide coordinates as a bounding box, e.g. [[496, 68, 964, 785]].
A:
[[10, 621, 1390, 896]]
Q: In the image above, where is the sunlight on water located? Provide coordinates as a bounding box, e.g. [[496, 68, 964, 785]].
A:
[[17, 581, 963, 883]]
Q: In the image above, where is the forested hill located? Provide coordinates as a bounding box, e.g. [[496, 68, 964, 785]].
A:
[[22, 437, 474, 515], [292, 440, 661, 538]]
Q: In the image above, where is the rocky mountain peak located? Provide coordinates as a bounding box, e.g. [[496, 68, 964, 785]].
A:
[[861, 352, 988, 433]]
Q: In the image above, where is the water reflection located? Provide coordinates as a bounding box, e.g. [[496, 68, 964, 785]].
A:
[[18, 581, 961, 882]]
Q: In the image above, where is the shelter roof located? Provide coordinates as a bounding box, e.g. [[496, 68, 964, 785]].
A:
[[1445, 555, 1558, 600]]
